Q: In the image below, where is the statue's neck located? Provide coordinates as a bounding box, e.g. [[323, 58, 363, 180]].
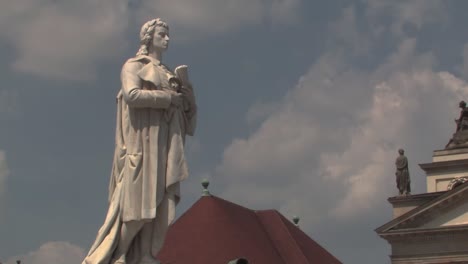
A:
[[148, 49, 163, 61]]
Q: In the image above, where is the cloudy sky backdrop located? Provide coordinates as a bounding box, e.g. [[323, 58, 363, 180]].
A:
[[2, 1, 468, 263]]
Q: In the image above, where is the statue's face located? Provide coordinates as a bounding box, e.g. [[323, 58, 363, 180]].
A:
[[152, 26, 169, 52]]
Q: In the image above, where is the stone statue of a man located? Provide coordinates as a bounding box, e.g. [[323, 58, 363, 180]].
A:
[[395, 149, 410, 196], [446, 100, 468, 149], [82, 18, 197, 264], [455, 100, 468, 132]]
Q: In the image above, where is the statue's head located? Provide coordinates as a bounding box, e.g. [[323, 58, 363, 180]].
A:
[[460, 100, 467, 108], [136, 18, 169, 56], [398, 149, 404, 155]]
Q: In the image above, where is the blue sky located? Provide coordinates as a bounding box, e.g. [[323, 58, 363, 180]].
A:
[[2, 1, 468, 263]]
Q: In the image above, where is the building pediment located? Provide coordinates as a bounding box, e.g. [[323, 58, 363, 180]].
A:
[[420, 198, 468, 228], [376, 182, 468, 237]]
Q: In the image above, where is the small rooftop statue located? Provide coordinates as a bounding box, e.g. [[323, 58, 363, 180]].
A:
[[446, 100, 468, 149], [395, 149, 411, 196]]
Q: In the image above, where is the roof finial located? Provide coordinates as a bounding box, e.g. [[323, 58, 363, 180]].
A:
[[293, 215, 300, 227], [201, 179, 211, 196]]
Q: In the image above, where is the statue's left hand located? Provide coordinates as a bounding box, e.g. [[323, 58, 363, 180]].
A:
[[180, 85, 195, 103]]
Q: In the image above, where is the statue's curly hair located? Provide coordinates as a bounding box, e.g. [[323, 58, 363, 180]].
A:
[[136, 18, 169, 56]]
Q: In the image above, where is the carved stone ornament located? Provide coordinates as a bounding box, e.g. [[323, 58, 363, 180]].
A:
[[447, 177, 468, 190]]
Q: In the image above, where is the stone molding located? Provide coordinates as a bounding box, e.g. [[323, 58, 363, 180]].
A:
[[419, 159, 468, 174], [376, 183, 468, 233]]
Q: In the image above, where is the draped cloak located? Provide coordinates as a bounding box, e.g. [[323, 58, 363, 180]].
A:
[[82, 55, 197, 264], [457, 107, 468, 131], [395, 155, 410, 195]]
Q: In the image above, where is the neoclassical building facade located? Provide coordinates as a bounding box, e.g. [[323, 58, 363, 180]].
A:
[[376, 147, 468, 263]]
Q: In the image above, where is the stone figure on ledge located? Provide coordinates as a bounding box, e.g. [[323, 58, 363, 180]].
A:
[[456, 100, 468, 132], [82, 18, 197, 264], [395, 149, 411, 196], [446, 101, 468, 149]]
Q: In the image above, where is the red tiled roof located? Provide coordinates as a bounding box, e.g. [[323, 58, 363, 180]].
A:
[[157, 195, 341, 264]]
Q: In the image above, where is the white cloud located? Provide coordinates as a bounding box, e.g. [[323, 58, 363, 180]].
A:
[[326, 69, 468, 217], [0, 0, 129, 81], [214, 34, 468, 230], [138, 0, 301, 35], [6, 241, 85, 264], [0, 0, 302, 80], [365, 0, 448, 36]]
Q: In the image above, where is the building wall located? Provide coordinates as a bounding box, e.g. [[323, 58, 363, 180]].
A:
[[390, 232, 468, 263], [426, 170, 468, 192]]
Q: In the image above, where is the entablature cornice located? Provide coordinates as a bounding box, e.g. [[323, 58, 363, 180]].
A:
[[419, 158, 468, 174], [379, 225, 468, 242]]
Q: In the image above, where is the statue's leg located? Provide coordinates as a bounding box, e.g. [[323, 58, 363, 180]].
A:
[[112, 220, 146, 264], [139, 222, 158, 263], [151, 196, 171, 257], [140, 197, 170, 263]]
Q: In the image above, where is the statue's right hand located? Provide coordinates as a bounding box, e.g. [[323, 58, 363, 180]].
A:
[[170, 93, 184, 107]]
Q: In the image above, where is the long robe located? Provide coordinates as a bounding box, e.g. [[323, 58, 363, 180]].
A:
[[83, 55, 196, 264], [395, 155, 410, 195]]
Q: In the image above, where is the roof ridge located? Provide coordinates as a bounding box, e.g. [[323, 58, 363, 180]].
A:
[[275, 212, 312, 261], [211, 195, 257, 212], [256, 210, 310, 264], [175, 195, 255, 221]]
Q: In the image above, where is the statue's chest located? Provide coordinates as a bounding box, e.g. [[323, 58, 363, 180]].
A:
[[140, 64, 179, 92]]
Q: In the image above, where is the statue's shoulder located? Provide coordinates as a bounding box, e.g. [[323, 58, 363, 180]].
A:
[[122, 56, 151, 72]]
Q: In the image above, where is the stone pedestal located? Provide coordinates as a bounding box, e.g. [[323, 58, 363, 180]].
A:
[[388, 192, 445, 219]]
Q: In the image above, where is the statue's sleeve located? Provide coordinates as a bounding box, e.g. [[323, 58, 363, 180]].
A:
[[121, 61, 172, 109], [396, 156, 408, 169], [185, 95, 197, 136]]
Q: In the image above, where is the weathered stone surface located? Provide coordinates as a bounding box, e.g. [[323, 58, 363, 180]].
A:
[[82, 18, 197, 264], [446, 130, 468, 149]]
